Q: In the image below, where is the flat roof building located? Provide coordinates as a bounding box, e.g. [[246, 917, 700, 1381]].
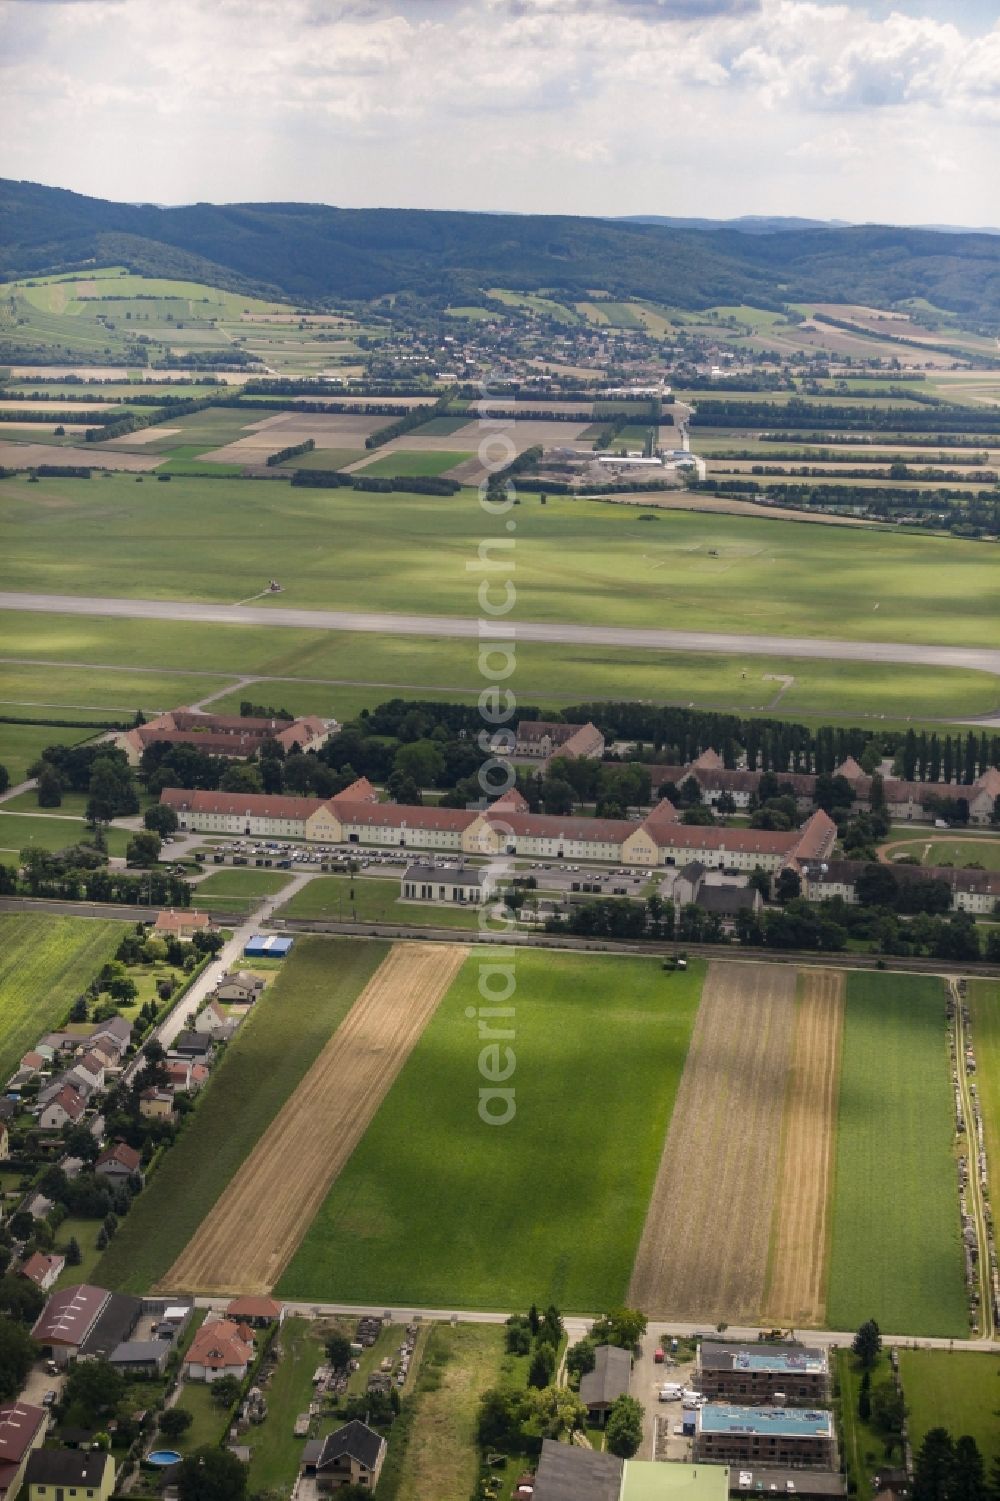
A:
[[730, 1469, 846, 1501], [402, 863, 496, 905], [622, 1460, 730, 1501], [697, 1344, 829, 1404], [695, 1407, 835, 1470]]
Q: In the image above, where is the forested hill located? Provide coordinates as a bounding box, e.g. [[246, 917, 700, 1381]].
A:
[[4, 176, 1000, 319]]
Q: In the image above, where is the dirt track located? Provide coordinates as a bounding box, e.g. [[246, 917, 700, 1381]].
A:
[[628, 960, 796, 1320], [160, 942, 468, 1295], [763, 970, 844, 1326]]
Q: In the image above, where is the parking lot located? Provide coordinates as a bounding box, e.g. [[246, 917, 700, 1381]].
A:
[[630, 1335, 699, 1461]]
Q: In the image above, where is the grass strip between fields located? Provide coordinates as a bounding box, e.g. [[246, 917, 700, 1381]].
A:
[[826, 972, 967, 1337], [93, 936, 389, 1293]]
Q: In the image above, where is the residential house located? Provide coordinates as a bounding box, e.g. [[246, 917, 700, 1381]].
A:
[[139, 1088, 175, 1122], [696, 1343, 829, 1404], [304, 1420, 387, 1493], [184, 1319, 254, 1383], [172, 1031, 212, 1061], [580, 1345, 631, 1426], [37, 1085, 86, 1132], [0, 1404, 47, 1501], [154, 909, 213, 940], [214, 971, 265, 1005], [24, 1446, 115, 1501], [94, 1142, 143, 1187], [19, 1253, 65, 1293], [531, 1439, 622, 1501], [694, 1406, 835, 1468], [193, 1000, 234, 1039]]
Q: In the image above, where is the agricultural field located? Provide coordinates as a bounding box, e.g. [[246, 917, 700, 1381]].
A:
[[898, 1350, 1000, 1469], [629, 961, 797, 1322], [764, 969, 844, 1326], [826, 972, 966, 1336], [968, 982, 1000, 1206], [279, 950, 703, 1310], [0, 912, 122, 1081], [165, 942, 466, 1294], [94, 937, 390, 1293], [3, 468, 999, 647], [353, 449, 471, 477]]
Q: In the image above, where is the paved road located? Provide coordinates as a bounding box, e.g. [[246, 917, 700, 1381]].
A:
[[187, 1297, 1000, 1354], [2, 590, 998, 675]]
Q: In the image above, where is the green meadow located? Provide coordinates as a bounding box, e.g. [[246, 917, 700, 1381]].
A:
[[0, 810, 130, 856], [2, 467, 996, 646], [899, 1350, 1000, 1468], [826, 972, 966, 1337], [354, 448, 471, 477], [0, 720, 98, 784], [969, 982, 1000, 1206], [94, 937, 388, 1292], [0, 913, 122, 1081], [278, 950, 703, 1311]]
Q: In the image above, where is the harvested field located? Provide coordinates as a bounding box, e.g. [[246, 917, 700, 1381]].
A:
[[162, 941, 467, 1295], [0, 441, 162, 471], [763, 970, 844, 1326], [601, 493, 875, 526], [628, 960, 796, 1320], [202, 410, 391, 463]]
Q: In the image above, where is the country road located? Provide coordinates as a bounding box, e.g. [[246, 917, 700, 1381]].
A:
[[3, 589, 1000, 675]]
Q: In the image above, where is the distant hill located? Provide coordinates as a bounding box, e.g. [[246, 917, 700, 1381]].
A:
[[616, 214, 852, 233], [3, 178, 1000, 321]]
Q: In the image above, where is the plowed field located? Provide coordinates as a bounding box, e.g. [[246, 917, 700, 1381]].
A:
[[628, 960, 796, 1320], [161, 942, 466, 1294], [764, 969, 844, 1325]]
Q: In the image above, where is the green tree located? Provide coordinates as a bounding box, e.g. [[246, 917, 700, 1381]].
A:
[[62, 1359, 125, 1425], [86, 755, 139, 823], [126, 831, 162, 867], [605, 1394, 644, 1458], [177, 1447, 248, 1501], [159, 1407, 194, 1439], [326, 1333, 353, 1370], [393, 739, 445, 788], [565, 1339, 597, 1379], [528, 1342, 557, 1389], [144, 803, 179, 836], [0, 1273, 44, 1325], [36, 765, 64, 807], [953, 1436, 987, 1501], [852, 1319, 882, 1370], [591, 1308, 648, 1351], [0, 1319, 37, 1401], [219, 764, 263, 794], [211, 1374, 243, 1409], [913, 1428, 956, 1501]]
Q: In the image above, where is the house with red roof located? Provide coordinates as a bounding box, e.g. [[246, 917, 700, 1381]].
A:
[[18, 1252, 65, 1292], [184, 1319, 254, 1382], [37, 1084, 86, 1132], [95, 1142, 143, 1187]]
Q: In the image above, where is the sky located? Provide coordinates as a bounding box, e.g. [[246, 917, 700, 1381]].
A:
[[2, 0, 1000, 225]]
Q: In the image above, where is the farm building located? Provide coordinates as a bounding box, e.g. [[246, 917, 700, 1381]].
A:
[[694, 1406, 835, 1469], [24, 1447, 115, 1501], [244, 934, 293, 959], [0, 1404, 48, 1501], [580, 1344, 632, 1425], [108, 1339, 171, 1379], [729, 1469, 846, 1501], [225, 1295, 283, 1326], [401, 862, 496, 904], [696, 1343, 829, 1404], [30, 1285, 109, 1364], [301, 1419, 386, 1493]]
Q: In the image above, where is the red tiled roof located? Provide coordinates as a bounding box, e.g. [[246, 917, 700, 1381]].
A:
[[332, 776, 379, 804], [155, 908, 211, 932], [226, 1296, 281, 1320], [186, 1319, 254, 1371], [485, 810, 637, 842], [644, 822, 798, 854], [335, 800, 479, 833], [96, 1142, 141, 1173], [160, 788, 330, 821], [19, 1252, 64, 1288], [46, 1084, 86, 1122]]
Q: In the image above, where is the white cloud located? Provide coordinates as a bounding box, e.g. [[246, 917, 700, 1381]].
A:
[[0, 0, 998, 221]]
